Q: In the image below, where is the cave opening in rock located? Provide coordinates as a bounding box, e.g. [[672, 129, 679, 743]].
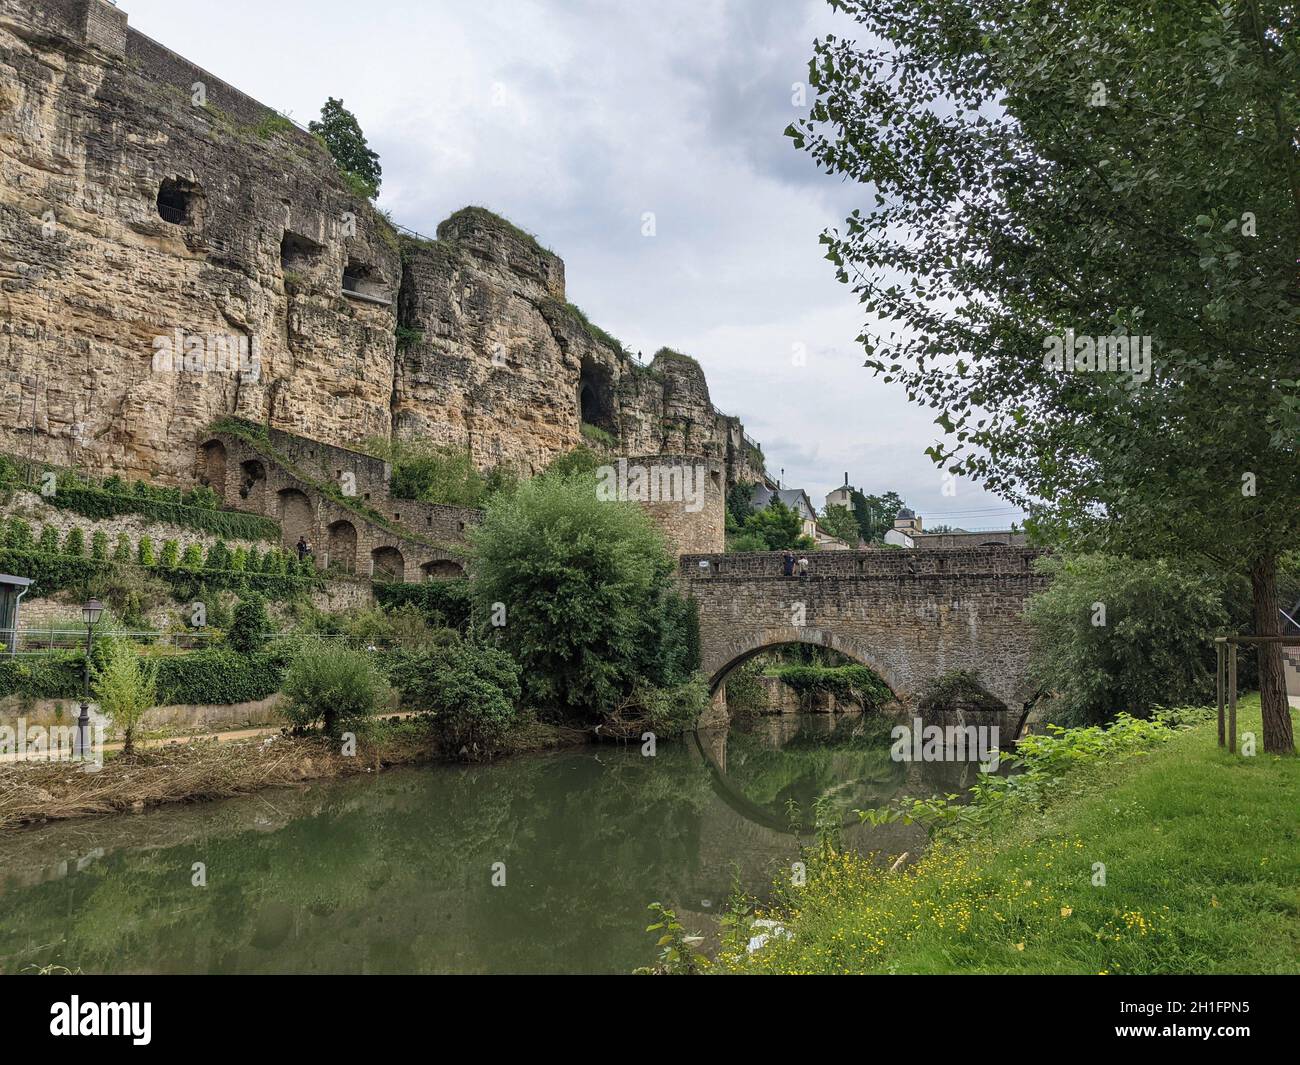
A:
[[156, 178, 197, 225]]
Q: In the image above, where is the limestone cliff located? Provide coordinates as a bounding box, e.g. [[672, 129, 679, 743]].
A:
[[0, 0, 765, 492]]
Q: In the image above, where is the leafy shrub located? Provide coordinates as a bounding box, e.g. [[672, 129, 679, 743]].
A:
[[279, 639, 388, 736], [205, 540, 231, 570], [93, 640, 158, 755], [228, 594, 270, 655], [4, 517, 33, 550], [366, 437, 489, 507], [112, 532, 131, 562], [137, 536, 155, 566], [63, 527, 85, 556], [90, 530, 108, 561], [181, 543, 203, 570], [389, 640, 520, 755], [373, 578, 472, 630], [1025, 553, 1227, 725], [38, 525, 58, 553], [159, 539, 181, 568], [768, 664, 893, 710]]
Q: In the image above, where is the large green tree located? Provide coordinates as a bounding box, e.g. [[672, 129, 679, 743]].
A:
[[792, 0, 1299, 751], [468, 471, 698, 722], [310, 97, 382, 199]]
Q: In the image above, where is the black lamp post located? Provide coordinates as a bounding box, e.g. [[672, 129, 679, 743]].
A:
[[76, 597, 103, 760]]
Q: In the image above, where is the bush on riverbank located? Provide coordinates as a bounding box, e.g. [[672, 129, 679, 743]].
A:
[[712, 697, 1299, 974], [279, 640, 389, 736], [1024, 553, 1228, 725], [389, 640, 522, 756]]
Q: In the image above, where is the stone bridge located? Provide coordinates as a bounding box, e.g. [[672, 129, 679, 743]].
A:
[[679, 547, 1049, 717]]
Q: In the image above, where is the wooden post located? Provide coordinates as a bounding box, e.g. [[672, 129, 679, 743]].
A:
[[1228, 641, 1238, 755], [1216, 641, 1225, 747]]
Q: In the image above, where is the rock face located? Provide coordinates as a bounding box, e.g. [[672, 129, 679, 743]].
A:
[[0, 0, 400, 484], [0, 0, 766, 499]]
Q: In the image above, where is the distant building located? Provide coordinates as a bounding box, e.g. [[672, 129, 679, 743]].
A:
[[893, 506, 923, 535], [825, 473, 858, 511], [750, 484, 818, 540]]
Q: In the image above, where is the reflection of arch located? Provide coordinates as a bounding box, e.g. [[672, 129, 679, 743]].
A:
[[421, 559, 465, 581], [198, 440, 227, 501], [706, 627, 901, 699], [239, 459, 267, 509], [277, 489, 314, 548], [327, 520, 358, 573], [371, 546, 405, 582]]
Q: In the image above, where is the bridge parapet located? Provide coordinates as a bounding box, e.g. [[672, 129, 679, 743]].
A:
[[681, 547, 1046, 581]]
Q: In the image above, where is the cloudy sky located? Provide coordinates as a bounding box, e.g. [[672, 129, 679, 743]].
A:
[[122, 0, 1023, 530]]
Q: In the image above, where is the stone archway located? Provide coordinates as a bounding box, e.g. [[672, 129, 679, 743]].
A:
[[197, 440, 227, 501], [277, 488, 314, 550], [327, 519, 358, 573], [371, 546, 405, 582], [706, 626, 903, 699], [240, 459, 267, 511], [421, 559, 465, 581]]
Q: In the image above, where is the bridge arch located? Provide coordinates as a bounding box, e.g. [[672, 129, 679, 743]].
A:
[[706, 626, 902, 699]]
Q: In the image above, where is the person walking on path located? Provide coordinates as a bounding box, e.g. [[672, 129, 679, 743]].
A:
[[296, 536, 308, 561], [782, 550, 796, 577]]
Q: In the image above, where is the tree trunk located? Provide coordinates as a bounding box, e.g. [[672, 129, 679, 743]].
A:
[[1250, 555, 1295, 754]]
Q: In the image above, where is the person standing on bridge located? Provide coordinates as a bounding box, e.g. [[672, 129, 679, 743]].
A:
[[798, 556, 809, 580], [782, 550, 795, 577]]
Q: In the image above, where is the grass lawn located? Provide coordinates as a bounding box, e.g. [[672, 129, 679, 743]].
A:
[[720, 696, 1299, 974]]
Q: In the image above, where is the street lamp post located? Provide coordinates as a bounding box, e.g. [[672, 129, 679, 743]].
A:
[[76, 597, 103, 760]]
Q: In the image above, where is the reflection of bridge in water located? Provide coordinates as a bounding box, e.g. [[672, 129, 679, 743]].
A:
[[670, 714, 994, 919]]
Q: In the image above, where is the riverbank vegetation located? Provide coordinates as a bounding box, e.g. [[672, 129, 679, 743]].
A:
[[711, 698, 1299, 974]]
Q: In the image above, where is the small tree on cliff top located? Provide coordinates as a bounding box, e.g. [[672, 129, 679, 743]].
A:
[[791, 0, 1299, 750], [309, 97, 381, 199]]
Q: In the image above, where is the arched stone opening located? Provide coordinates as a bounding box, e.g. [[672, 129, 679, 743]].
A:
[[327, 520, 358, 573], [421, 559, 465, 581], [706, 627, 902, 701], [277, 488, 314, 550], [371, 546, 405, 583], [239, 459, 267, 510], [197, 440, 227, 501]]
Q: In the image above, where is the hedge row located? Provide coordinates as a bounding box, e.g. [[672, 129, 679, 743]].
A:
[[0, 548, 322, 601], [0, 454, 280, 542], [0, 647, 290, 705], [47, 483, 280, 542], [154, 648, 290, 705]]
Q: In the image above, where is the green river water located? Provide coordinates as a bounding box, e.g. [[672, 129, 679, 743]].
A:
[[0, 714, 991, 974]]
